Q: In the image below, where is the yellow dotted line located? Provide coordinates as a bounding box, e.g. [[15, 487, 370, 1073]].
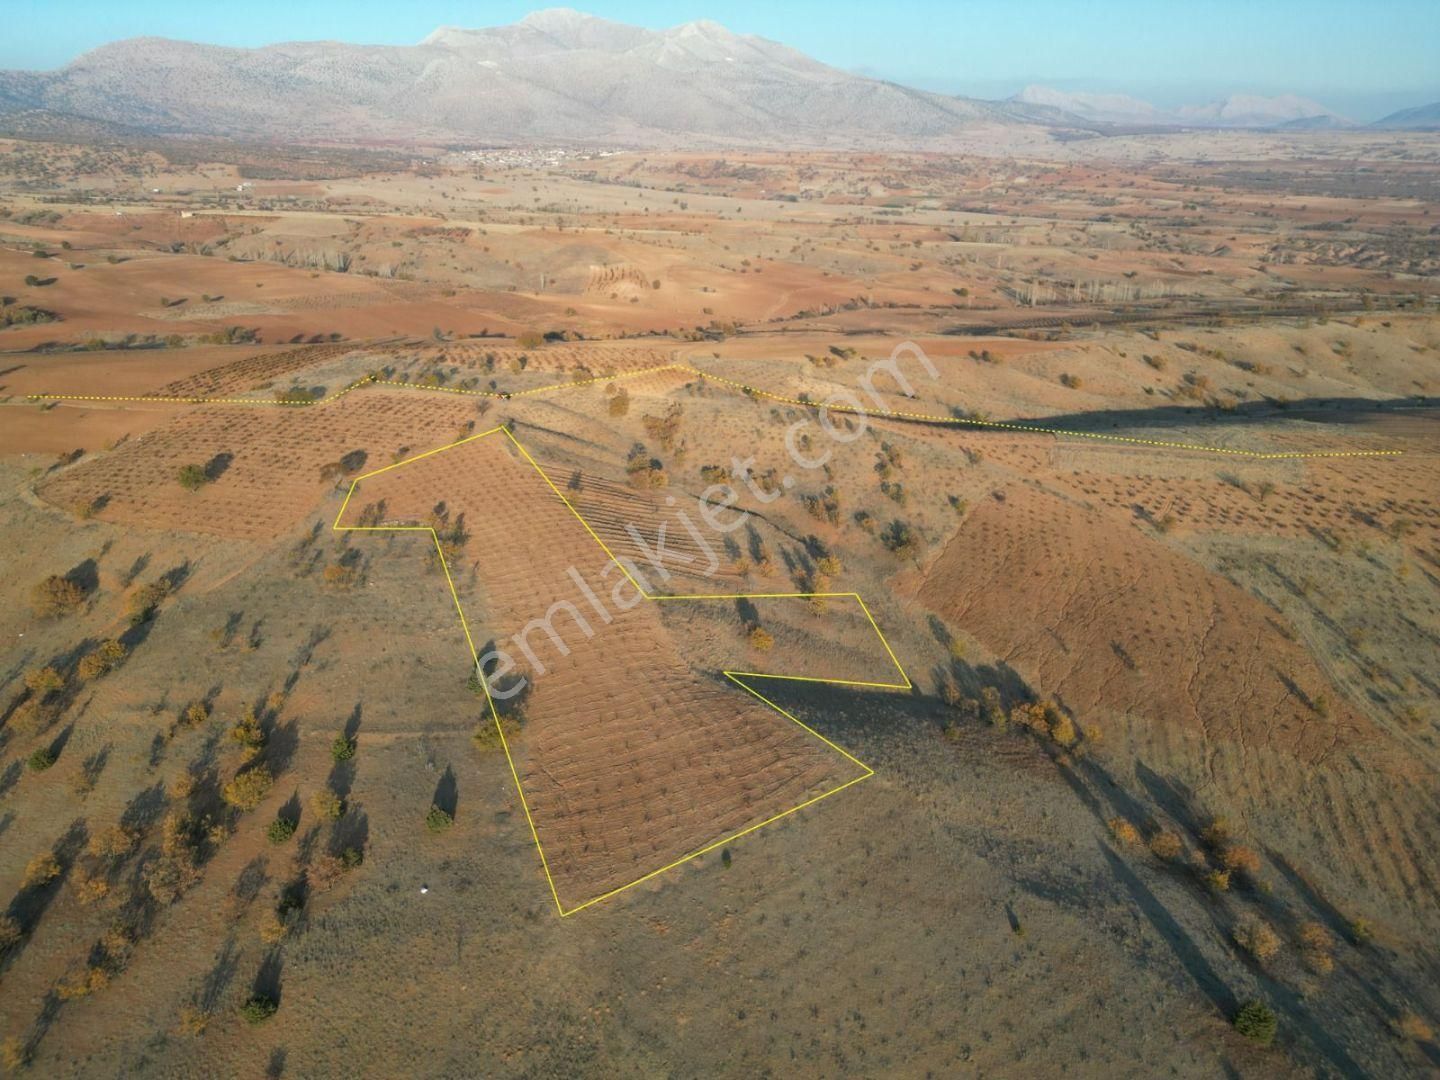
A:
[[28, 360, 1403, 461], [690, 368, 1405, 461], [372, 361, 686, 400], [27, 374, 378, 408]]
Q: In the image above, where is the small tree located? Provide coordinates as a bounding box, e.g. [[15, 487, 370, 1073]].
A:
[[177, 463, 209, 491], [1234, 1000, 1277, 1044], [1149, 831, 1183, 861], [77, 639, 127, 681], [222, 766, 274, 812], [22, 852, 61, 889], [88, 825, 137, 859], [330, 734, 356, 762], [1108, 818, 1141, 847], [1221, 845, 1261, 876], [311, 788, 344, 821], [240, 995, 278, 1024], [229, 707, 265, 757], [1234, 916, 1282, 963], [25, 666, 65, 695], [426, 805, 453, 832], [28, 747, 56, 772], [30, 574, 84, 617], [266, 817, 297, 844]]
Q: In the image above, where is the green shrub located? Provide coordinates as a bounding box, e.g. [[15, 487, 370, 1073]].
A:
[[239, 995, 277, 1024], [1234, 1000, 1277, 1044], [177, 463, 209, 491], [266, 817, 297, 844], [425, 805, 453, 832], [330, 734, 356, 762]]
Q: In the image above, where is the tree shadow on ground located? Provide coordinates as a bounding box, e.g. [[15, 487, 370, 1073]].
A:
[[1, 819, 87, 975], [252, 948, 284, 1004], [432, 766, 458, 818], [331, 805, 369, 858]]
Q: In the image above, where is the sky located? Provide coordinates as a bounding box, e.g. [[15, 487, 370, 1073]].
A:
[[3, 1, 1437, 121]]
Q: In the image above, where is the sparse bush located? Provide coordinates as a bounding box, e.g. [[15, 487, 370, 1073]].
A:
[[880, 519, 918, 557], [308, 853, 348, 892], [22, 851, 61, 889], [10, 697, 60, 736], [126, 578, 171, 624], [1059, 373, 1082, 389], [87, 825, 137, 859], [1234, 1000, 1277, 1044], [1200, 817, 1232, 850], [1108, 818, 1142, 847], [0, 915, 21, 952], [1149, 831, 1183, 861], [1203, 868, 1232, 893], [1220, 845, 1261, 876], [181, 701, 210, 728], [176, 1005, 211, 1037], [259, 909, 291, 944], [311, 788, 344, 821], [77, 639, 127, 681], [426, 805, 453, 832], [25, 666, 65, 695], [222, 765, 274, 811], [146, 853, 200, 903], [30, 574, 84, 617], [55, 965, 110, 1000], [608, 388, 630, 417], [515, 330, 545, 349], [1394, 1012, 1434, 1042], [1234, 916, 1282, 962], [322, 562, 357, 588], [747, 626, 774, 652], [1, 1037, 26, 1070], [72, 870, 111, 906], [229, 706, 265, 756]]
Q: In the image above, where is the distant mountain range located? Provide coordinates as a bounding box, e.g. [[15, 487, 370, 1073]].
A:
[[1370, 101, 1440, 130], [1011, 85, 1355, 129], [0, 9, 1434, 146]]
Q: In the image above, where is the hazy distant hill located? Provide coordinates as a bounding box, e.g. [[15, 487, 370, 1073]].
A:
[[0, 8, 1071, 146], [1011, 85, 1165, 126], [1011, 85, 1351, 129], [1370, 102, 1440, 130]]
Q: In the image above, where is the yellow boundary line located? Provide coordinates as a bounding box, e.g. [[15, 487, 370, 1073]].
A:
[[27, 359, 1403, 460], [333, 424, 903, 917]]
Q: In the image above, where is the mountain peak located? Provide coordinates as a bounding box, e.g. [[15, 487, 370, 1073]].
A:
[[518, 7, 604, 31]]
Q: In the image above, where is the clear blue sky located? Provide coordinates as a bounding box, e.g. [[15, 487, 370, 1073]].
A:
[[4, 1, 1437, 119]]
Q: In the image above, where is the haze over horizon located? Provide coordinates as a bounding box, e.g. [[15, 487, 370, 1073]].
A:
[[3, 0, 1437, 122]]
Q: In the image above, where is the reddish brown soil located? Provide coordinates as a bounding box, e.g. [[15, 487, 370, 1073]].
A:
[[337, 433, 865, 908]]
